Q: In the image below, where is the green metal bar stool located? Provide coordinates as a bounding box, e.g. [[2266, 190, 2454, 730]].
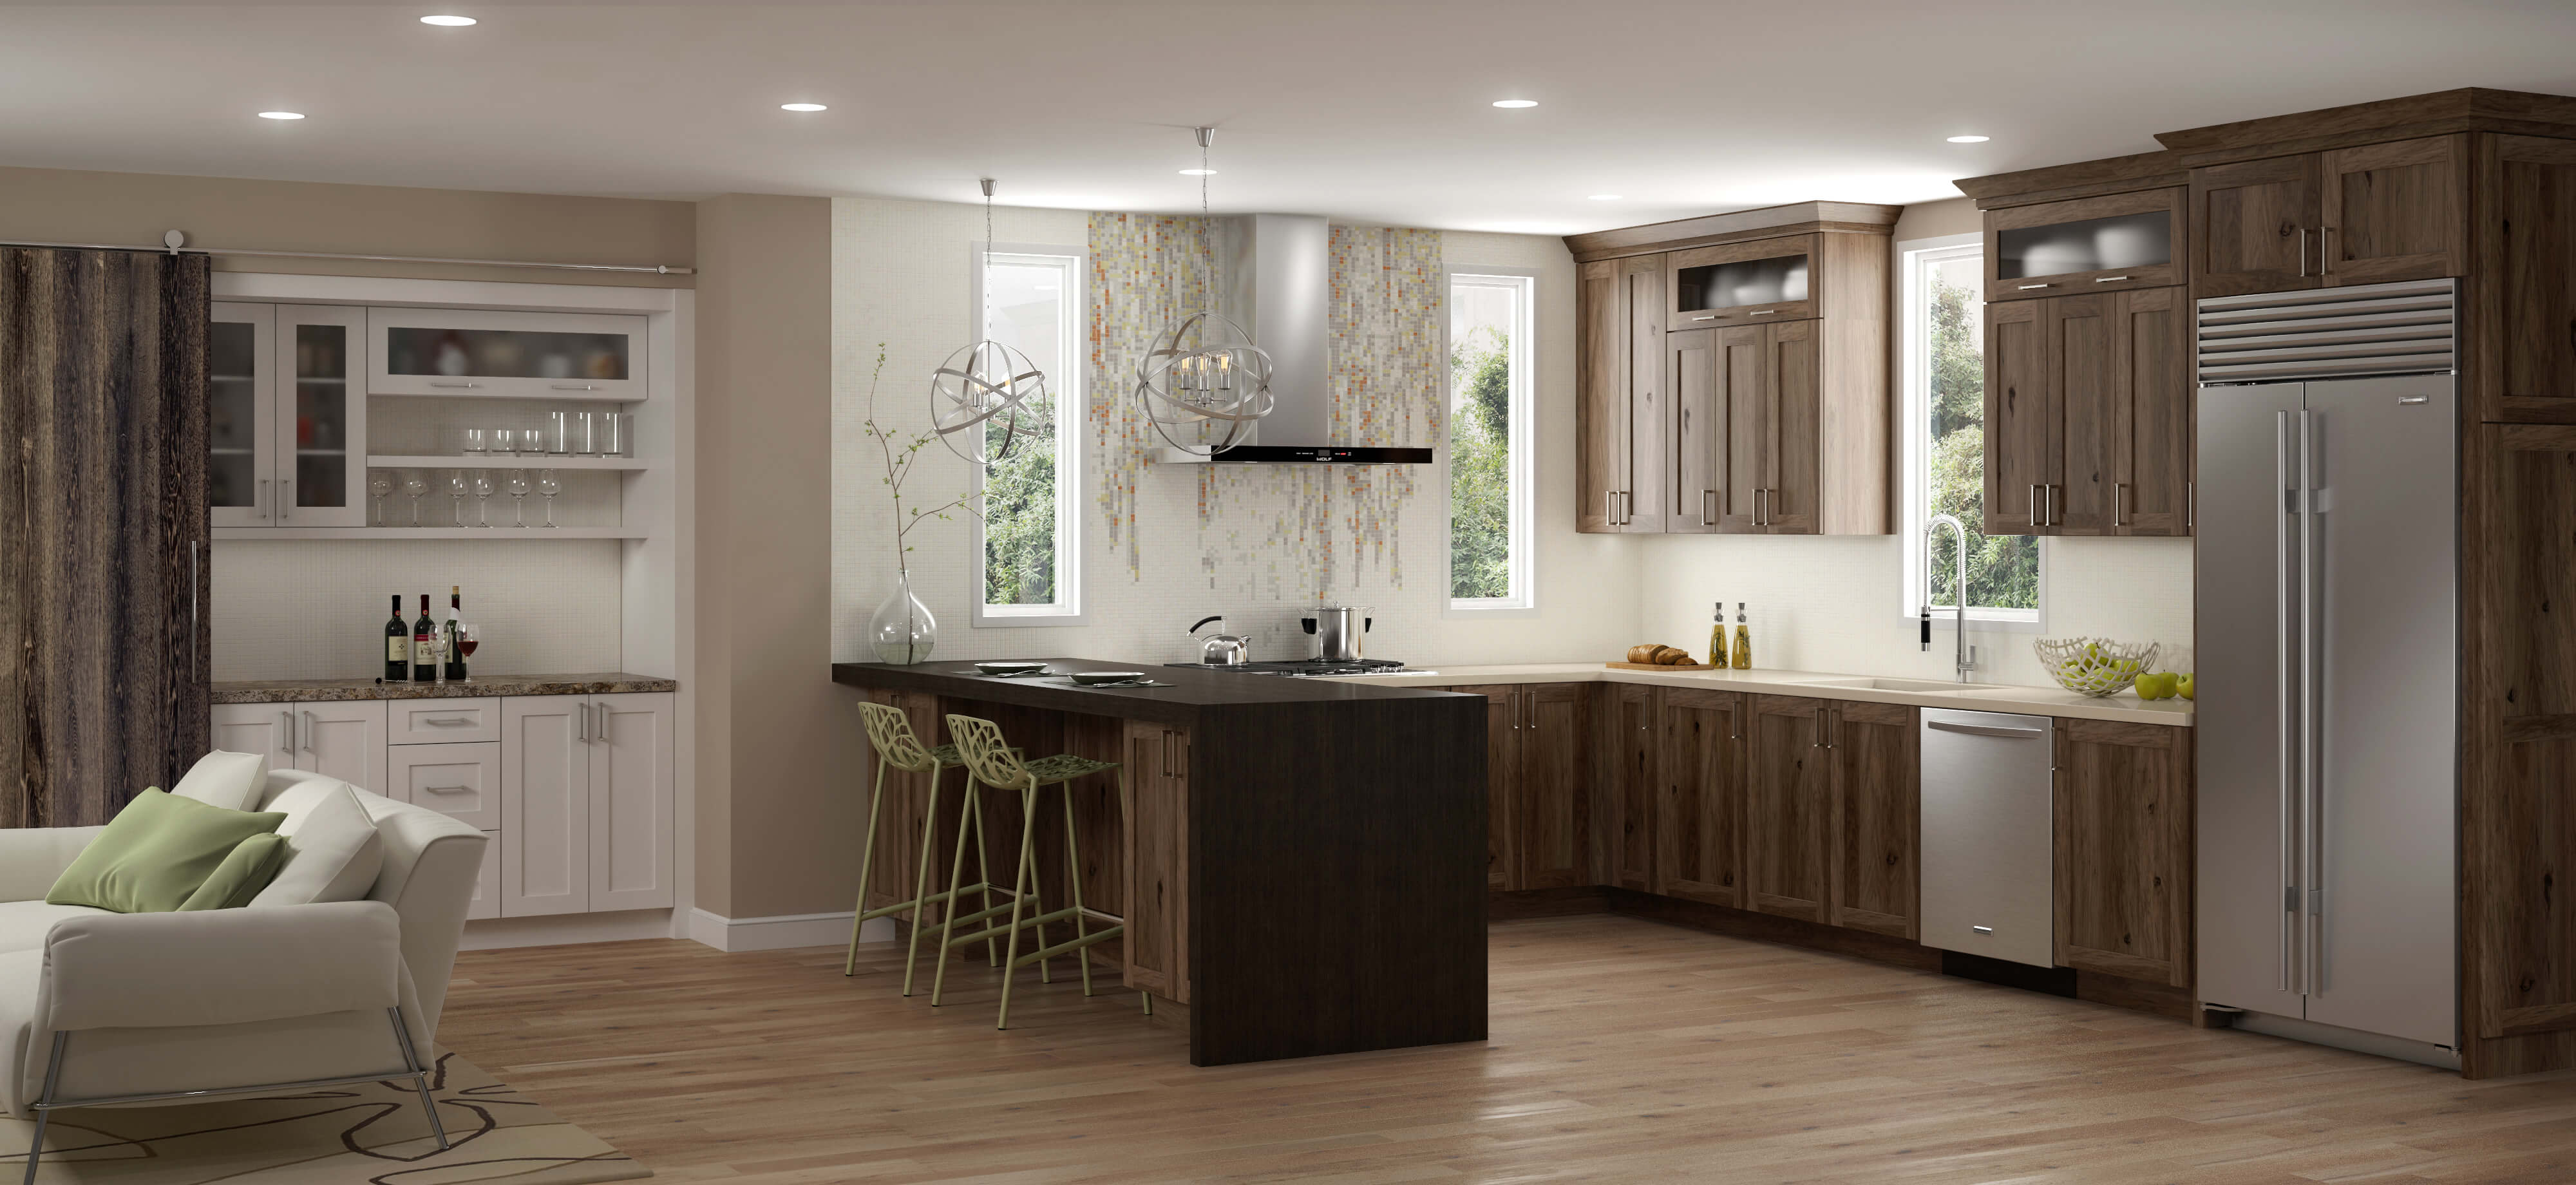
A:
[[847, 700, 1005, 997], [937, 713, 1150, 1029]]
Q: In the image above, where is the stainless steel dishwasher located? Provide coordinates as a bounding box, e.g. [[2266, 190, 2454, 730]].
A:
[[1919, 707, 2055, 968]]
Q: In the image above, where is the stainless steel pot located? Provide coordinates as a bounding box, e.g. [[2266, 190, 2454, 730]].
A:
[[1189, 615, 1250, 666], [1302, 605, 1372, 662]]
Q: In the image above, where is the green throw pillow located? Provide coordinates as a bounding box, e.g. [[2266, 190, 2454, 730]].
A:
[[177, 832, 289, 911], [46, 789, 288, 914]]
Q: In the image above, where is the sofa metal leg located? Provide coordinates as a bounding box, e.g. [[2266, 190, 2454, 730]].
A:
[[386, 1008, 450, 1152], [22, 1030, 67, 1185]]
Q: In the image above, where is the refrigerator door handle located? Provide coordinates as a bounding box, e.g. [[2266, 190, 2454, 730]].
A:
[[2275, 408, 2299, 994], [2298, 406, 2322, 996]]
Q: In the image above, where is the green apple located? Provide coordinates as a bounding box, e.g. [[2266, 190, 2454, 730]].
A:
[[2177, 673, 2195, 701], [2135, 672, 2174, 700]]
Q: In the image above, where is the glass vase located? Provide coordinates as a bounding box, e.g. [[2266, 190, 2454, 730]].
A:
[[868, 571, 938, 665]]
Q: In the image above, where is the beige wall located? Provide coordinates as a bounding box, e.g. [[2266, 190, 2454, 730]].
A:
[[692, 193, 853, 920], [0, 165, 693, 287]]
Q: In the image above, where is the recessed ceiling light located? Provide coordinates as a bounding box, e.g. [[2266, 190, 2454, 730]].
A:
[[1588, 194, 1624, 201], [1179, 168, 1217, 176], [1946, 135, 1991, 143], [781, 102, 828, 113], [419, 14, 475, 26], [258, 111, 305, 120], [1492, 99, 1538, 109]]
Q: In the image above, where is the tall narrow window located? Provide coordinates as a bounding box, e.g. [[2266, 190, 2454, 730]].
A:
[[1901, 236, 2040, 623], [1448, 269, 1537, 612], [972, 243, 1086, 626]]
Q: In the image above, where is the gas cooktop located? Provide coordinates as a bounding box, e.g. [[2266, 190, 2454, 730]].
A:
[[1164, 658, 1426, 678]]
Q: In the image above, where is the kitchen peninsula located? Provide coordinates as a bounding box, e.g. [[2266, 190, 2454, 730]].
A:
[[831, 657, 1487, 1066]]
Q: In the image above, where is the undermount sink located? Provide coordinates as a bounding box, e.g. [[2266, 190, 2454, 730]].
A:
[[1790, 676, 2010, 694]]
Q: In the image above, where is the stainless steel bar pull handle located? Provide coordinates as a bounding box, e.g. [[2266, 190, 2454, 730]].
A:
[[1691, 314, 1718, 322], [549, 383, 600, 391], [2093, 276, 2132, 283], [2017, 283, 2054, 290], [2298, 408, 2322, 995], [1926, 720, 2045, 739], [1747, 309, 1777, 316], [2275, 409, 2297, 992], [429, 381, 484, 389], [422, 784, 473, 795], [279, 479, 291, 521], [279, 711, 294, 757], [2030, 484, 2042, 529], [2297, 229, 2310, 278], [257, 478, 269, 520], [2113, 483, 2125, 528], [424, 716, 474, 726], [301, 710, 317, 753]]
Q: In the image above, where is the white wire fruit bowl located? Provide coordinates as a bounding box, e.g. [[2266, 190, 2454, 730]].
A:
[[2034, 636, 2161, 697]]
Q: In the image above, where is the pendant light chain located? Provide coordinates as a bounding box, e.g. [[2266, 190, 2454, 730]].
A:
[[1135, 126, 1276, 457], [929, 177, 1048, 466]]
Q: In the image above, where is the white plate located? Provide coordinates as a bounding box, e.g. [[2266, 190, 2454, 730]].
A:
[[1070, 670, 1145, 686], [974, 661, 1047, 675]]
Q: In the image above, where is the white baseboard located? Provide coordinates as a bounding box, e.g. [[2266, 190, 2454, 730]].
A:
[[688, 907, 891, 953], [461, 909, 677, 951]]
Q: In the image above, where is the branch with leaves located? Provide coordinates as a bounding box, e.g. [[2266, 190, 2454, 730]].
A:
[[857, 345, 981, 578]]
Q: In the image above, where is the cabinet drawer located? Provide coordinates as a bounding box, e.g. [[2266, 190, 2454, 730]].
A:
[[388, 741, 503, 830], [389, 697, 502, 744]]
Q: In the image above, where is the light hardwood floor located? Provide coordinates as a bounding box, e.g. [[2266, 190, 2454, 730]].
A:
[[443, 915, 2576, 1183]]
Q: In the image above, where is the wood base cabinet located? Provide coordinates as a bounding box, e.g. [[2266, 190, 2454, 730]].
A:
[[1606, 683, 1658, 891], [1827, 701, 1919, 940], [1654, 689, 1745, 905], [1464, 683, 1590, 892], [1124, 721, 1191, 1005], [2054, 719, 2192, 987], [1746, 695, 1830, 922]]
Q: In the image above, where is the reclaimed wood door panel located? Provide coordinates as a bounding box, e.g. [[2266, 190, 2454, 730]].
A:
[[1461, 685, 1519, 890], [1763, 320, 1821, 535], [1747, 694, 1829, 921], [1654, 688, 1743, 907], [1608, 683, 1657, 891], [2477, 137, 2576, 424], [2049, 293, 2115, 536], [2113, 287, 2192, 536], [1624, 256, 1669, 533], [1122, 720, 1190, 1004], [2321, 135, 2467, 286], [1577, 260, 1624, 532], [1829, 701, 1918, 939], [1671, 327, 1748, 533], [1519, 684, 1589, 889], [1984, 299, 2049, 536], [2054, 718, 2191, 987], [2193, 153, 2323, 297]]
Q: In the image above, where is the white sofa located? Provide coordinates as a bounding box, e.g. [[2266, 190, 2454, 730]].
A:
[[0, 769, 488, 1175]]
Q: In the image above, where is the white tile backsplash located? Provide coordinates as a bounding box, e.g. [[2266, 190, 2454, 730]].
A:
[[212, 539, 626, 680]]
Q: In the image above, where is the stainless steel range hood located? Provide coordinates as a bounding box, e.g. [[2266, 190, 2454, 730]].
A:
[[1153, 214, 1434, 465]]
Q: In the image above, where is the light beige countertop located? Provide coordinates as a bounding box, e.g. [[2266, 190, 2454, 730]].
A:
[[1315, 663, 2193, 727]]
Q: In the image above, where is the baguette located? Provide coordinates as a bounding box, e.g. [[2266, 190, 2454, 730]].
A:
[[1626, 644, 1657, 663], [1654, 645, 1691, 665]]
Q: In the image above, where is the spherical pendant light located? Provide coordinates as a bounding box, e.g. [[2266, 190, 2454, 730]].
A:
[[1135, 128, 1276, 457], [932, 178, 1049, 466]]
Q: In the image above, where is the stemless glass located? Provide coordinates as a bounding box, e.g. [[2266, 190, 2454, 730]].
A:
[[491, 428, 519, 457], [447, 470, 470, 526], [368, 471, 393, 526], [536, 469, 562, 528], [505, 469, 531, 527], [518, 428, 547, 457], [461, 428, 487, 456], [402, 471, 430, 527], [471, 471, 495, 527]]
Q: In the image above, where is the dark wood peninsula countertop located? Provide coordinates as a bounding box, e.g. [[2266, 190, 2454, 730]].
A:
[[833, 657, 1488, 1066]]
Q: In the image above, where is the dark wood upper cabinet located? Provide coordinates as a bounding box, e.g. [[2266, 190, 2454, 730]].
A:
[[1665, 234, 1818, 329], [2192, 136, 2466, 297], [1746, 694, 1830, 922], [2112, 287, 2192, 535], [1654, 688, 1745, 907], [1667, 326, 1741, 533], [2049, 292, 2117, 537], [1984, 285, 2192, 538], [2054, 718, 2192, 988], [2474, 135, 2576, 424], [2191, 153, 2322, 298], [1518, 684, 1589, 891], [1827, 701, 1918, 940], [1577, 255, 1666, 533], [1983, 298, 2054, 536], [1606, 683, 1658, 892], [1985, 187, 2186, 302]]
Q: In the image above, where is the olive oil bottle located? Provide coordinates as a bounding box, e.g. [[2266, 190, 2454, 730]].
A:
[[1709, 601, 1725, 668], [1730, 602, 1752, 670]]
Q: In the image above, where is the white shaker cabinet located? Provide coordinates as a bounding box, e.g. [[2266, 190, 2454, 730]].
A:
[[386, 740, 503, 831], [588, 693, 676, 912], [211, 701, 386, 790], [501, 696, 590, 917], [207, 303, 370, 529]]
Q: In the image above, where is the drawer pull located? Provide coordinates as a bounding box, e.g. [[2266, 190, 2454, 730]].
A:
[[1747, 308, 1777, 316], [428, 381, 484, 389], [1690, 314, 1718, 322], [1973, 925, 1995, 934], [423, 716, 475, 726], [2094, 275, 2132, 283], [550, 383, 601, 390], [421, 784, 475, 794], [2017, 283, 2053, 290]]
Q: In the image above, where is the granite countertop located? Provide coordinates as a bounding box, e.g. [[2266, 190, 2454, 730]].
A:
[[212, 672, 677, 704], [833, 658, 1473, 728], [1314, 663, 2195, 727]]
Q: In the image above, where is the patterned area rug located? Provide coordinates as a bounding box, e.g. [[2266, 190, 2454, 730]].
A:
[[0, 1049, 647, 1183]]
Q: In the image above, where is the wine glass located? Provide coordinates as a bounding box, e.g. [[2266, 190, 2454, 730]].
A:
[[470, 471, 495, 527], [536, 469, 561, 528], [453, 623, 478, 680], [401, 471, 429, 527], [505, 469, 531, 527], [446, 470, 470, 526], [367, 471, 393, 527]]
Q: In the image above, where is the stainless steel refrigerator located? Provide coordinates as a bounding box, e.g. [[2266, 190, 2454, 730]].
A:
[[2195, 278, 2459, 1066]]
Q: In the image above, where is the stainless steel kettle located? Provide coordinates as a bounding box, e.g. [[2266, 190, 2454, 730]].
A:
[[1302, 605, 1372, 662], [1189, 616, 1250, 666]]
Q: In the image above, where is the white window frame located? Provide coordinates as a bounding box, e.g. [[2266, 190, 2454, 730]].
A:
[[1899, 232, 2044, 630], [969, 241, 1087, 628], [1444, 267, 1539, 616]]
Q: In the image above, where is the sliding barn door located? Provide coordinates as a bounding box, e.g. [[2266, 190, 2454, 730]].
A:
[[0, 247, 210, 827]]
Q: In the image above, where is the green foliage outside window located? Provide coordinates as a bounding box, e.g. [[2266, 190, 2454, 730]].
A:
[[1450, 325, 1511, 599], [983, 393, 1058, 605], [1925, 274, 2038, 611]]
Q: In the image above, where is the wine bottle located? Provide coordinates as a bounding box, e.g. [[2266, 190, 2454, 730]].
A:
[[412, 594, 437, 682], [443, 585, 468, 681], [384, 595, 409, 681]]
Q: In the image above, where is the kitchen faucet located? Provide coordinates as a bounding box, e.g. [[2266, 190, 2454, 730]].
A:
[[1924, 513, 1978, 682]]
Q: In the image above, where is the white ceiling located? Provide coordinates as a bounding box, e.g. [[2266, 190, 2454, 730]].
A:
[[5, 0, 2575, 234]]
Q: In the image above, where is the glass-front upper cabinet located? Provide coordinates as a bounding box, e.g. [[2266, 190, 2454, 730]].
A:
[[209, 303, 368, 527], [1984, 187, 2185, 301], [1665, 234, 1817, 330], [209, 304, 275, 527], [367, 307, 647, 401]]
